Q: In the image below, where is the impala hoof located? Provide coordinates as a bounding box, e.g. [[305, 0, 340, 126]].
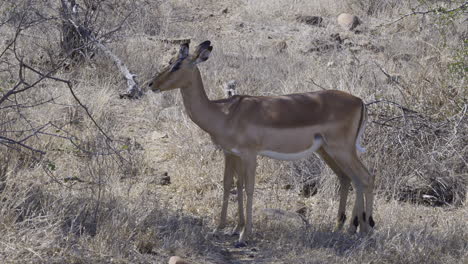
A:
[[369, 216, 375, 228], [234, 241, 247, 248]]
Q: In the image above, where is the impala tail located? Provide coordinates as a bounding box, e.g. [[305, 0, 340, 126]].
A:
[[355, 102, 367, 153]]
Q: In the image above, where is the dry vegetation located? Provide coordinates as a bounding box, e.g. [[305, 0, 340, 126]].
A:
[[0, 0, 467, 263]]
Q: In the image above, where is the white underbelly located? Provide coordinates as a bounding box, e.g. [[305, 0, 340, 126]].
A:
[[259, 136, 323, 161]]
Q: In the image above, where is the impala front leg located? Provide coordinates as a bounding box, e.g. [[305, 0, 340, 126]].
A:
[[215, 153, 235, 233], [236, 154, 257, 247], [232, 165, 245, 235]]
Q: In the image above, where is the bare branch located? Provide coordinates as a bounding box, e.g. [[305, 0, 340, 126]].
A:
[[373, 62, 409, 104], [378, 1, 468, 27], [0, 135, 46, 155], [0, 97, 56, 110], [59, 0, 142, 98], [366, 99, 418, 114], [306, 78, 328, 91], [64, 81, 113, 141]]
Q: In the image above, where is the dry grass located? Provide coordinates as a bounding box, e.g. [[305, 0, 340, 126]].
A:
[[0, 0, 467, 263]]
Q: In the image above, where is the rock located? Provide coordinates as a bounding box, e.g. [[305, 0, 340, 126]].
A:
[[169, 256, 191, 264], [276, 40, 288, 53], [296, 15, 323, 26], [159, 172, 171, 185], [337, 13, 361, 31], [149, 172, 171, 185]]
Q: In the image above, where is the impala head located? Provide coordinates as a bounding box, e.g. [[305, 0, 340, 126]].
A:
[[149, 41, 213, 92]]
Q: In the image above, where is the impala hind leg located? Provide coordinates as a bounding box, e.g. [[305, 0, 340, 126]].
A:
[[336, 177, 351, 231], [366, 183, 375, 229], [317, 148, 350, 231], [323, 147, 370, 234], [354, 153, 375, 230], [345, 151, 375, 232], [348, 152, 374, 233]]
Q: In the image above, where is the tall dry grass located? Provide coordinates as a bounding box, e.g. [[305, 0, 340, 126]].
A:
[[0, 0, 466, 263]]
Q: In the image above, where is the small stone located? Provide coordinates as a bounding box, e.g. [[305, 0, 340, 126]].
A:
[[337, 13, 361, 31], [159, 172, 171, 185], [296, 15, 323, 26], [169, 256, 191, 264], [276, 41, 288, 53]]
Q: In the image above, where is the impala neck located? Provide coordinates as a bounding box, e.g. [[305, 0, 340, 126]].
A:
[[179, 67, 225, 135]]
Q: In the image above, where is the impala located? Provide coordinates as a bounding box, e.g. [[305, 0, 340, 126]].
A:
[[149, 41, 375, 247]]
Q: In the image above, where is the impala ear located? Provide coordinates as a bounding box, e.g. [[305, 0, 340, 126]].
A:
[[193, 41, 213, 64], [178, 42, 190, 59], [170, 43, 190, 72]]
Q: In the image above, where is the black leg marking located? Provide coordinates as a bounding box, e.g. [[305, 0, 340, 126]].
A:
[[362, 212, 366, 222], [369, 216, 375, 228], [353, 216, 359, 227], [339, 213, 346, 223]]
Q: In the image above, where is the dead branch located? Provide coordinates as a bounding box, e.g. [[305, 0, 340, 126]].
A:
[[378, 1, 468, 27], [94, 41, 142, 99], [366, 99, 418, 114], [373, 62, 409, 104], [60, 0, 142, 98], [152, 38, 191, 45], [306, 78, 328, 90]]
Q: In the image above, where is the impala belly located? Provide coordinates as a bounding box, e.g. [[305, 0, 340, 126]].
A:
[[259, 134, 323, 161]]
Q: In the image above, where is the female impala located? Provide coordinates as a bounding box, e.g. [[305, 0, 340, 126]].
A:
[[149, 41, 375, 247]]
